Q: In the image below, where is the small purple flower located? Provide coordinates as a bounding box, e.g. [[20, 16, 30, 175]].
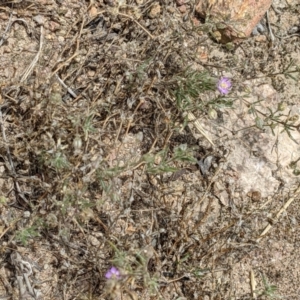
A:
[[217, 77, 232, 95], [105, 267, 121, 279]]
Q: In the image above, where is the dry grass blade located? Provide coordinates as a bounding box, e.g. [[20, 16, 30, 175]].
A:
[[250, 269, 257, 299], [257, 185, 300, 242], [20, 26, 43, 82], [186, 112, 215, 146]]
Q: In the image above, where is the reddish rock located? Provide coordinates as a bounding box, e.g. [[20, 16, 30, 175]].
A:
[[195, 0, 272, 43], [178, 5, 187, 13], [48, 21, 60, 32]]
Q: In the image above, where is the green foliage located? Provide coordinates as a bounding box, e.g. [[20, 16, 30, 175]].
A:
[[82, 113, 96, 140], [193, 268, 210, 278], [49, 151, 70, 170], [170, 68, 217, 110], [268, 58, 300, 81], [95, 165, 127, 203], [0, 196, 7, 205], [15, 226, 40, 246], [246, 98, 299, 143], [56, 186, 93, 215], [107, 242, 160, 297], [136, 58, 152, 80], [97, 165, 126, 180], [289, 157, 300, 176], [39, 149, 70, 173], [144, 144, 197, 174], [259, 274, 280, 299]]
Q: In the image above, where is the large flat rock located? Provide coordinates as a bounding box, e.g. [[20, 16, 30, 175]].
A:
[[196, 0, 272, 43]]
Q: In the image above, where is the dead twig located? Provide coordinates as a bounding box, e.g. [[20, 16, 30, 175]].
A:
[[266, 9, 276, 44], [11, 252, 42, 300], [0, 110, 28, 206], [117, 12, 154, 40], [0, 15, 31, 47], [55, 74, 78, 99], [51, 17, 85, 76]]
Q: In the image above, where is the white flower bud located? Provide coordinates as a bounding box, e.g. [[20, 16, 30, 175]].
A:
[[73, 135, 82, 152], [208, 108, 218, 120], [277, 102, 287, 111]]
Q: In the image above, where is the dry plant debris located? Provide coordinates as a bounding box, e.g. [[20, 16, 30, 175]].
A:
[[0, 0, 299, 299]]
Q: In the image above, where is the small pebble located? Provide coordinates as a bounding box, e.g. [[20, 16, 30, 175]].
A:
[[254, 35, 267, 42], [57, 36, 65, 43], [88, 235, 100, 247], [33, 15, 45, 25], [178, 5, 187, 14], [247, 190, 261, 202], [23, 211, 31, 218]]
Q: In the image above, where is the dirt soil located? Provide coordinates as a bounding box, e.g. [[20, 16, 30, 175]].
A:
[[0, 0, 300, 299]]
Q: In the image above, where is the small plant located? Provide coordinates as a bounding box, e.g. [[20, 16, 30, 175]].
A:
[[169, 68, 217, 110], [103, 243, 160, 298], [266, 58, 300, 81], [55, 186, 94, 216], [82, 113, 96, 141], [38, 140, 70, 173], [143, 144, 197, 174], [15, 226, 40, 246], [245, 98, 300, 143], [49, 151, 70, 170], [257, 273, 280, 299], [95, 164, 127, 203], [289, 156, 300, 176], [193, 268, 210, 278]]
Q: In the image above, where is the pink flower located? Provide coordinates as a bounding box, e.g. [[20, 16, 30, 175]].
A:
[[217, 77, 232, 95], [105, 266, 121, 279]]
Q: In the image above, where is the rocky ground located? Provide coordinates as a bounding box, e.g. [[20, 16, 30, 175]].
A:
[[0, 0, 299, 299]]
